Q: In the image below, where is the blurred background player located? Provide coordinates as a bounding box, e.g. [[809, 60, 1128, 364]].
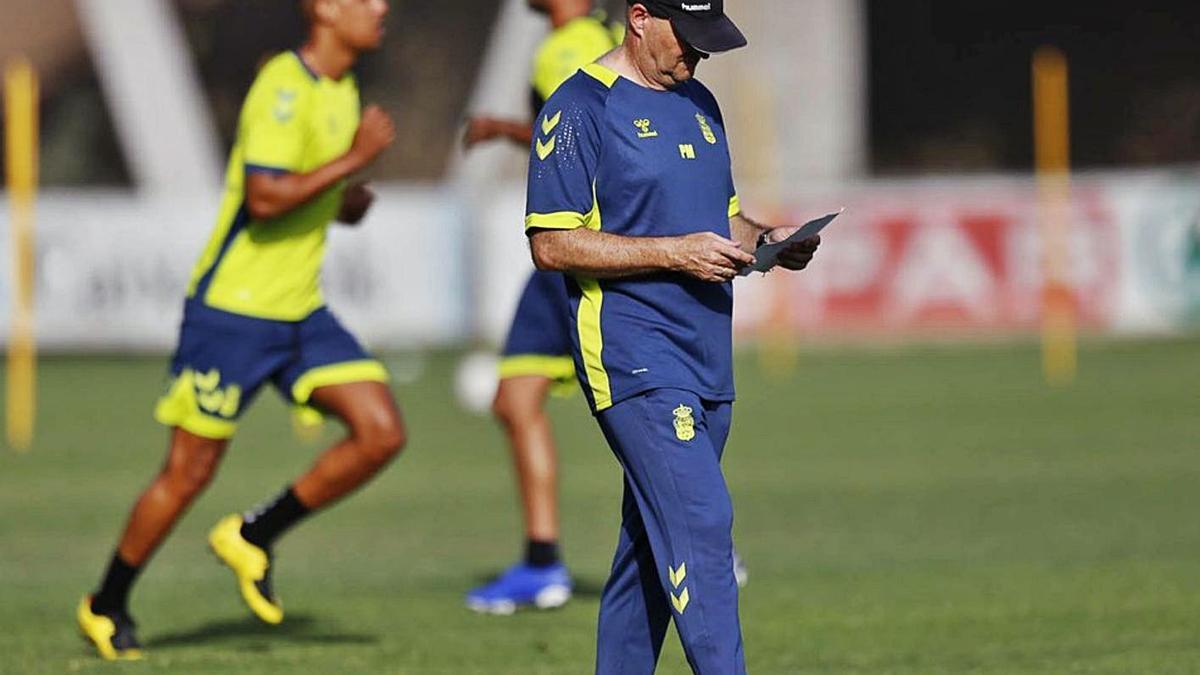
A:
[[76, 0, 404, 660], [461, 0, 621, 615]]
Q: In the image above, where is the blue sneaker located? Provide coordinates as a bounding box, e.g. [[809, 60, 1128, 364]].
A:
[[466, 562, 573, 615]]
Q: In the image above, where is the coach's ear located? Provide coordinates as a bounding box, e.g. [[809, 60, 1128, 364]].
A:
[[626, 3, 652, 39]]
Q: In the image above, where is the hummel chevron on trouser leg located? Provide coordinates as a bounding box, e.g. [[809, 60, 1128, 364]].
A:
[[594, 389, 745, 675]]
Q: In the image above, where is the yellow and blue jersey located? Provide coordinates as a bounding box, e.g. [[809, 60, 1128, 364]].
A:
[[498, 14, 621, 387], [525, 64, 741, 413], [186, 50, 360, 321], [530, 15, 622, 116], [155, 51, 388, 440]]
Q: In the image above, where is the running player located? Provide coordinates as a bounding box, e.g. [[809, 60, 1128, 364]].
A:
[[525, 1, 820, 671], [77, 0, 402, 660], [462, 0, 620, 614]]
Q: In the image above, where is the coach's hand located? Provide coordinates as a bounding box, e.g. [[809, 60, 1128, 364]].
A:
[[349, 105, 396, 167], [766, 228, 821, 271], [673, 232, 756, 283]]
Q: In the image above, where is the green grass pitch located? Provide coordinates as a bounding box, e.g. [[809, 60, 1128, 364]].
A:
[[1, 337, 1199, 674]]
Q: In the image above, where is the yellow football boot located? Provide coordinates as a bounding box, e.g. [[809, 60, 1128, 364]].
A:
[[76, 596, 143, 661], [208, 514, 283, 624]]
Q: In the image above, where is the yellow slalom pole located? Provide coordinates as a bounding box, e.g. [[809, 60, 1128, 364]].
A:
[[744, 77, 799, 380], [5, 58, 38, 451], [1032, 47, 1076, 386]]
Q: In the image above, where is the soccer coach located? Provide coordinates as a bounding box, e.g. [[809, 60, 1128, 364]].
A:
[[524, 1, 820, 672]]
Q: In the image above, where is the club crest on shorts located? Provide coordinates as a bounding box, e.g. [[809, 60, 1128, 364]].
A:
[[695, 113, 717, 145], [673, 404, 696, 441]]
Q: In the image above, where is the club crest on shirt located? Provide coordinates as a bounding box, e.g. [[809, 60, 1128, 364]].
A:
[[695, 114, 717, 144], [673, 404, 696, 441]]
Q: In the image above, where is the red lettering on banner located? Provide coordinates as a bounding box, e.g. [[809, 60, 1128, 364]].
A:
[[737, 188, 1120, 337]]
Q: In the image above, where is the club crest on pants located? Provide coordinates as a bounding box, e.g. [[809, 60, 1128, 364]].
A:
[[673, 404, 696, 441]]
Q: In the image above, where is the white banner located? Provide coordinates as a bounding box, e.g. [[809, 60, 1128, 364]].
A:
[[1110, 174, 1200, 331], [2, 171, 1198, 352], [0, 186, 466, 350], [478, 172, 1200, 344]]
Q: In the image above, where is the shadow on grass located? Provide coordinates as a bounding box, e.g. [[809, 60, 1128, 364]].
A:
[[146, 613, 378, 649], [571, 577, 605, 599], [471, 571, 606, 599]]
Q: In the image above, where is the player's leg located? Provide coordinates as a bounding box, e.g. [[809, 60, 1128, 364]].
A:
[[79, 429, 229, 660], [595, 389, 745, 675], [292, 380, 406, 505], [467, 369, 574, 614], [80, 301, 279, 659], [110, 430, 230, 569], [493, 374, 560, 553], [209, 307, 401, 623], [218, 380, 403, 543], [595, 480, 672, 673], [467, 270, 576, 613], [207, 380, 403, 625]]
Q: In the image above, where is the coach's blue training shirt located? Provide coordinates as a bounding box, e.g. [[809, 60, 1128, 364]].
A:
[[525, 63, 741, 413]]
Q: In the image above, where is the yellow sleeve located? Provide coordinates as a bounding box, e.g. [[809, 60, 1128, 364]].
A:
[[532, 21, 618, 103], [240, 62, 307, 173]]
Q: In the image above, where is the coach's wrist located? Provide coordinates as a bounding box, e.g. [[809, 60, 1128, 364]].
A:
[[660, 236, 687, 272]]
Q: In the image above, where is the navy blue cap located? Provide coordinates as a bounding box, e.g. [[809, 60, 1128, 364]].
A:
[[630, 0, 748, 53]]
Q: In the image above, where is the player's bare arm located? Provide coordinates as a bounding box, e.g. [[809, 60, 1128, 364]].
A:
[[731, 212, 821, 271], [463, 116, 535, 149], [246, 104, 395, 221], [530, 227, 755, 282]]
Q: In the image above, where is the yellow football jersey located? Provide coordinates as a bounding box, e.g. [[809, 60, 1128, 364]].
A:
[[186, 51, 359, 321], [531, 15, 623, 113]]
